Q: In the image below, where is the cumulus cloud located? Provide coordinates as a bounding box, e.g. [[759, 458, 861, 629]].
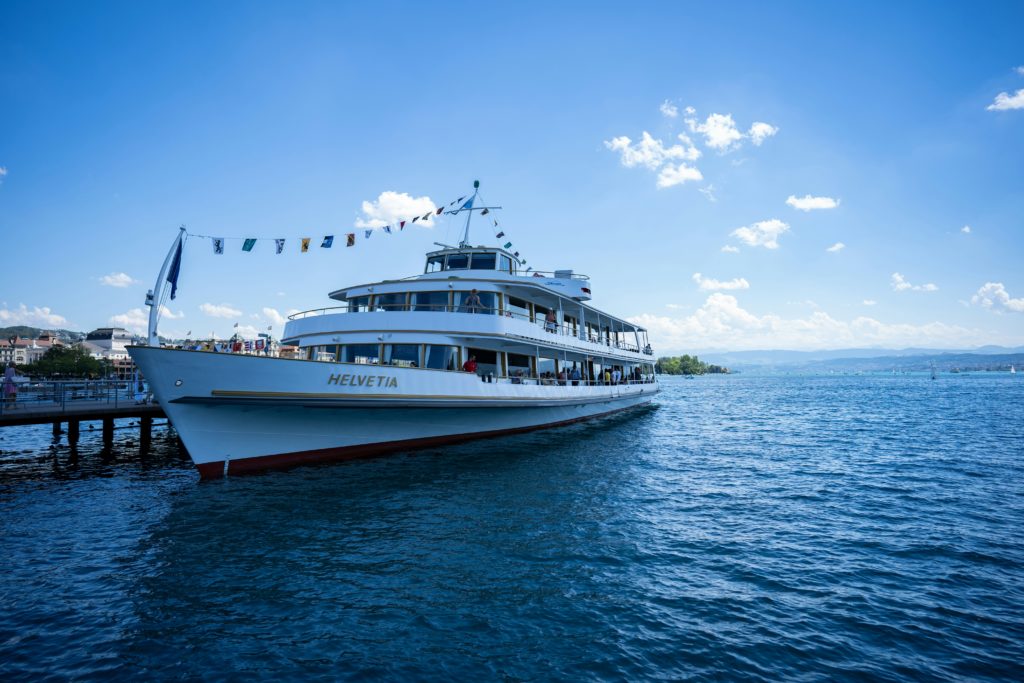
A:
[[262, 307, 288, 326], [786, 194, 839, 211], [731, 219, 790, 249], [108, 306, 180, 334], [656, 162, 703, 188], [604, 131, 701, 170], [692, 272, 750, 291], [748, 122, 779, 146], [659, 100, 678, 118], [891, 273, 937, 292], [863, 300, 877, 306], [826, 242, 846, 253], [99, 272, 140, 288], [987, 89, 1024, 111], [972, 282, 1024, 313], [961, 225, 971, 234], [0, 303, 69, 327], [355, 191, 437, 229], [629, 293, 989, 352], [683, 109, 778, 152], [721, 245, 740, 253], [200, 302, 243, 318]]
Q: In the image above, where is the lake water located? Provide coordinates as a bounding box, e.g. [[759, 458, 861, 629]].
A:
[[1, 374, 1022, 681]]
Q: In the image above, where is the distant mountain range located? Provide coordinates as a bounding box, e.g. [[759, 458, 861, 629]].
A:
[[0, 325, 87, 342], [696, 346, 1024, 373]]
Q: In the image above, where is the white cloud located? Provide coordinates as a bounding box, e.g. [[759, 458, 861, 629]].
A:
[[99, 272, 140, 288], [961, 225, 971, 234], [890, 272, 938, 292], [699, 185, 717, 202], [1017, 66, 1024, 76], [630, 293, 990, 352], [604, 131, 701, 171], [262, 307, 288, 326], [0, 303, 69, 328], [200, 302, 243, 318], [685, 112, 744, 151], [786, 194, 839, 211], [721, 245, 740, 253], [235, 324, 262, 338], [972, 282, 1024, 313], [355, 191, 437, 229], [0, 166, 7, 184], [826, 242, 846, 253], [863, 300, 877, 306], [108, 306, 179, 334], [987, 88, 1024, 111], [692, 272, 749, 291], [683, 109, 778, 152], [748, 122, 779, 146], [656, 162, 703, 188], [731, 218, 790, 249], [659, 100, 678, 118]]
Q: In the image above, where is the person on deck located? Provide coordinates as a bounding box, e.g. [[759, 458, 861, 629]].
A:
[[463, 289, 483, 313], [4, 361, 18, 408], [544, 310, 557, 333], [463, 355, 478, 374]]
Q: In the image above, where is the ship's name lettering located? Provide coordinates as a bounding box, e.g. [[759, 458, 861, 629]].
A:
[[327, 373, 398, 388]]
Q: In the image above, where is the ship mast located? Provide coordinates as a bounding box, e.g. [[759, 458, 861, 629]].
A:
[[452, 180, 501, 248]]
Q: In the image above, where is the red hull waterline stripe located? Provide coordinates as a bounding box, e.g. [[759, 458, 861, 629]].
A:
[[194, 400, 653, 479]]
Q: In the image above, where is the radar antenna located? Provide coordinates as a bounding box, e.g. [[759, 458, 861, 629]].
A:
[[448, 180, 501, 247]]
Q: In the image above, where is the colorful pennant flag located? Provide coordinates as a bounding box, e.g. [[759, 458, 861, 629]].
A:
[[321, 235, 334, 248], [255, 339, 265, 351], [461, 197, 474, 210], [242, 238, 256, 252], [364, 229, 372, 239], [481, 208, 490, 216], [435, 207, 443, 215], [496, 231, 505, 238], [346, 233, 355, 247], [422, 212, 432, 221], [412, 216, 419, 223], [400, 221, 406, 230], [301, 238, 310, 253], [504, 242, 513, 249], [275, 239, 285, 254], [383, 226, 391, 234], [212, 238, 224, 254]]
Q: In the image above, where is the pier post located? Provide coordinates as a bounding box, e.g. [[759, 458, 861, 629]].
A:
[[67, 420, 80, 446], [140, 416, 152, 452], [52, 421, 62, 438], [102, 418, 114, 449]]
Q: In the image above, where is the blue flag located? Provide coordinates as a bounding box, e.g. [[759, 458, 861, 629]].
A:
[[321, 235, 334, 248], [365, 229, 372, 239], [167, 238, 183, 300], [461, 197, 474, 210]]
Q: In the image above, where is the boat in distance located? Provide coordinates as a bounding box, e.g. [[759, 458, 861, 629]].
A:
[[130, 185, 659, 478]]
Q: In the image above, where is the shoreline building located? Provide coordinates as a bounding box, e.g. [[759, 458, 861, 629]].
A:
[[80, 327, 137, 379]]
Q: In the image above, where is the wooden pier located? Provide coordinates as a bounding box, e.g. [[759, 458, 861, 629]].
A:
[[0, 381, 168, 449]]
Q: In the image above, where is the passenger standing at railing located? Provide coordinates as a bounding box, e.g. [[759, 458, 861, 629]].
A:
[[612, 368, 621, 385], [463, 355, 478, 374], [462, 289, 483, 314], [544, 310, 557, 333], [571, 367, 581, 386]]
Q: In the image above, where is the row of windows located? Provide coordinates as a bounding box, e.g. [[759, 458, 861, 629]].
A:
[[425, 252, 514, 273], [303, 342, 655, 379], [343, 290, 641, 349]]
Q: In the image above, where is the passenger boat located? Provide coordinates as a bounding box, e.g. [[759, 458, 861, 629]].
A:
[[130, 185, 659, 478]]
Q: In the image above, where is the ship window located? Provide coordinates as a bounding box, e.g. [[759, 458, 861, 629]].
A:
[[446, 253, 469, 270], [384, 344, 420, 367], [499, 255, 512, 273], [470, 253, 496, 270], [506, 296, 530, 321], [456, 290, 496, 314], [341, 344, 380, 365], [412, 291, 449, 312], [425, 345, 459, 371], [466, 347, 498, 378], [507, 353, 532, 378], [426, 255, 445, 273], [537, 354, 557, 378], [375, 293, 407, 311], [348, 296, 371, 312]]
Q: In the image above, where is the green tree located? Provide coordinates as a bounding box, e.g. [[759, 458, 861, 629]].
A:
[[27, 345, 103, 378], [655, 354, 729, 375]]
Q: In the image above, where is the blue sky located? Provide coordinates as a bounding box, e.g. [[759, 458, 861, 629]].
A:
[[1, 0, 1022, 352]]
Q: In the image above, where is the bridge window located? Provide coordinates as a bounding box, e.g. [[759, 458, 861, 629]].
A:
[[499, 254, 512, 273], [456, 290, 496, 314], [425, 344, 460, 371], [348, 296, 371, 312], [412, 291, 449, 312], [384, 344, 420, 367], [507, 353, 532, 379], [426, 255, 445, 273], [470, 253, 496, 270], [446, 253, 469, 270], [506, 296, 530, 321], [465, 347, 498, 377]]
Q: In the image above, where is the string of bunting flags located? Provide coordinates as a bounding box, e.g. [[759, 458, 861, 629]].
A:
[[196, 194, 473, 255]]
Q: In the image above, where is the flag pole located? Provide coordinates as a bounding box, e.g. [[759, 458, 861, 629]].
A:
[[459, 180, 480, 247], [145, 226, 186, 347]]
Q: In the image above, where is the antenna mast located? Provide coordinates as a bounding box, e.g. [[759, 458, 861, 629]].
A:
[[459, 180, 480, 247]]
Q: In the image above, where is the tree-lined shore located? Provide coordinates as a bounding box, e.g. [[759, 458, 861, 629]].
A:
[[655, 355, 729, 376]]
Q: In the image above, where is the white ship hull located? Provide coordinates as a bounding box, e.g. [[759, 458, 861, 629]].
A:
[[130, 347, 658, 478]]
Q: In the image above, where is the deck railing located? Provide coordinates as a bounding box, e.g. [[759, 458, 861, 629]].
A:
[[287, 305, 652, 354], [0, 380, 151, 417]]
